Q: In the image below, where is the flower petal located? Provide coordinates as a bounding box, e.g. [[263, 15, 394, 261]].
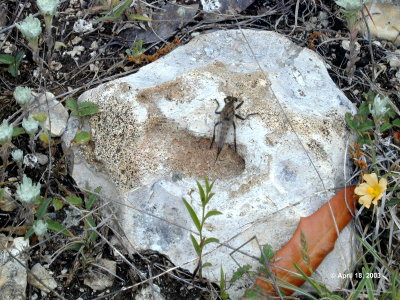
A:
[[378, 178, 388, 191], [363, 173, 378, 186], [358, 194, 372, 208], [355, 183, 370, 195]]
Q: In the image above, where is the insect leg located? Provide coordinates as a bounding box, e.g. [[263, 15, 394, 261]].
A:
[[210, 121, 221, 149], [235, 112, 258, 120], [233, 120, 237, 152], [235, 101, 244, 110], [214, 99, 221, 114]]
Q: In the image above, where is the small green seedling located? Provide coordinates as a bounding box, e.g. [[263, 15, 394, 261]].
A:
[[126, 40, 144, 59], [94, 0, 151, 23], [345, 92, 400, 144], [0, 51, 25, 77], [220, 266, 229, 300], [65, 97, 99, 144], [182, 178, 222, 280], [25, 197, 73, 239], [65, 186, 102, 253]]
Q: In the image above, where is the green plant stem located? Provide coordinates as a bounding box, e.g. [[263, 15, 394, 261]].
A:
[[29, 135, 36, 154], [44, 15, 54, 60]]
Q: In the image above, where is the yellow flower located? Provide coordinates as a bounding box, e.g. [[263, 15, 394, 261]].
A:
[[355, 173, 387, 209]]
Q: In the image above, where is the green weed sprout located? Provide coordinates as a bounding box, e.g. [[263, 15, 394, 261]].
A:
[[345, 92, 400, 144], [182, 178, 221, 280], [16, 15, 42, 63], [0, 51, 25, 77], [65, 97, 99, 144]]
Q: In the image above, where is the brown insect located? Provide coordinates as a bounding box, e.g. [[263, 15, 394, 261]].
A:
[[210, 96, 257, 161]]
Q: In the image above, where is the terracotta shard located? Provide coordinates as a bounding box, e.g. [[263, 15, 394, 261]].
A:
[[252, 186, 357, 296]]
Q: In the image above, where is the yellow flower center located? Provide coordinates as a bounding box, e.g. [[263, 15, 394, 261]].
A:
[[367, 185, 383, 199]]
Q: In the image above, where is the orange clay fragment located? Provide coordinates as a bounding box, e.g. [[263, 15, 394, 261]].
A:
[[252, 186, 357, 296]]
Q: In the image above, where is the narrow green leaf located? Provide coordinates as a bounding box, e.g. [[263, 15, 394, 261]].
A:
[[182, 198, 201, 232], [392, 118, 400, 128], [0, 54, 14, 64], [196, 181, 206, 204], [0, 189, 4, 201], [326, 295, 345, 300], [24, 226, 35, 240], [206, 192, 215, 204], [244, 290, 261, 298], [380, 122, 392, 132], [78, 101, 100, 116], [35, 197, 52, 218], [203, 237, 219, 246], [12, 126, 25, 137], [363, 267, 375, 300], [350, 274, 367, 300], [112, 0, 133, 17], [93, 15, 119, 23], [386, 198, 400, 206], [129, 14, 152, 21], [208, 180, 215, 193], [46, 220, 72, 237], [67, 242, 84, 251], [357, 236, 387, 266], [86, 186, 101, 210], [65, 196, 83, 206], [345, 113, 357, 131], [65, 97, 79, 116], [15, 51, 25, 64], [202, 262, 212, 268], [220, 266, 226, 290], [260, 244, 275, 264], [358, 136, 372, 145], [204, 178, 210, 192], [204, 209, 222, 220], [85, 215, 98, 244], [359, 101, 370, 115], [74, 131, 91, 144], [231, 265, 252, 282], [8, 65, 17, 77], [294, 263, 323, 294], [52, 198, 64, 211], [358, 122, 375, 132], [190, 234, 201, 255]]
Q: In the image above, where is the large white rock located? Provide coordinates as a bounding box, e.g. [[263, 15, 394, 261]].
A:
[[63, 30, 356, 298], [0, 236, 29, 300]]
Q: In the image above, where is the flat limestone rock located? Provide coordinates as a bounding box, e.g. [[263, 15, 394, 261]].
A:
[[63, 29, 356, 298], [0, 236, 29, 300]]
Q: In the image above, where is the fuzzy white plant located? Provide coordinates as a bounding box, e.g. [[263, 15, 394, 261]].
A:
[[33, 220, 48, 236], [37, 0, 59, 50], [16, 15, 42, 63], [16, 175, 41, 203], [0, 120, 13, 144], [13, 86, 33, 106], [16, 15, 42, 50], [22, 116, 40, 135], [11, 149, 24, 163]]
